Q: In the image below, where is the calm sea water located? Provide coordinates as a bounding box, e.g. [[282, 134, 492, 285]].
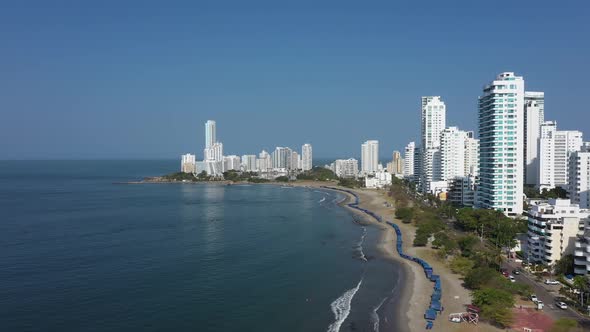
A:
[[0, 160, 404, 332]]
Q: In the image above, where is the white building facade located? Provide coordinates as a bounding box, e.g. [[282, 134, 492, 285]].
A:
[[334, 159, 359, 178], [302, 144, 313, 171], [223, 155, 241, 171], [241, 155, 257, 172], [361, 140, 379, 175], [420, 96, 446, 193], [181, 153, 196, 173], [539, 123, 583, 190], [464, 133, 480, 176], [403, 142, 415, 179], [476, 72, 525, 217], [568, 147, 590, 209], [524, 92, 545, 186], [440, 127, 467, 181], [526, 199, 589, 267]]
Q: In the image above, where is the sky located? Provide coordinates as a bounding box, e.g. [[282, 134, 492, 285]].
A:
[[1, 0, 589, 160]]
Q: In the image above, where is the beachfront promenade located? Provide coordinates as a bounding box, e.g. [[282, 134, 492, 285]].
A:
[[324, 187, 443, 330]]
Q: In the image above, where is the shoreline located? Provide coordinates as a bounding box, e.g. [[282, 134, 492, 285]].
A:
[[286, 182, 416, 332], [118, 178, 488, 331]]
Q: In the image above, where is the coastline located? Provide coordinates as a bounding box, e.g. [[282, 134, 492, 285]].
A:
[[287, 181, 415, 332], [120, 177, 494, 331]]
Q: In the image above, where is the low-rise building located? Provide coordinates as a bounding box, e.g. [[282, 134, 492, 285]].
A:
[[574, 221, 590, 275], [526, 199, 589, 267], [365, 170, 392, 189], [448, 175, 477, 207]]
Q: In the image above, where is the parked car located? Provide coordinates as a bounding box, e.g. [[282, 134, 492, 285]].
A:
[[512, 269, 521, 275], [531, 295, 538, 303], [502, 271, 509, 277], [509, 275, 516, 283], [556, 301, 567, 309], [545, 279, 559, 285]]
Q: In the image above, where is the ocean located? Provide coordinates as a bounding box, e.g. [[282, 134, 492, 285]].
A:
[[0, 160, 405, 332]]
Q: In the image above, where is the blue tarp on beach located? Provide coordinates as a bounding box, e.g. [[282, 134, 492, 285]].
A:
[[424, 309, 437, 320]]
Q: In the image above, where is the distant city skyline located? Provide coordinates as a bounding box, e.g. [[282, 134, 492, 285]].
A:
[[2, 2, 589, 159]]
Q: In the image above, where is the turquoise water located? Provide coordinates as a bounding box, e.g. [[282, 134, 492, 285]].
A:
[[0, 161, 404, 331]]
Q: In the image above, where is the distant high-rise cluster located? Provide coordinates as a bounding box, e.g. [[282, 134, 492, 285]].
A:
[[179, 120, 312, 179]]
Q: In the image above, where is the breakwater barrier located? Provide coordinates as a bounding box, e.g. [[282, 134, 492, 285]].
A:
[[322, 187, 442, 330]]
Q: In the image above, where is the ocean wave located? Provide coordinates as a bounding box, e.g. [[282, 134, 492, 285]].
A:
[[327, 278, 363, 332], [319, 197, 326, 203], [371, 297, 387, 332], [355, 227, 368, 262]]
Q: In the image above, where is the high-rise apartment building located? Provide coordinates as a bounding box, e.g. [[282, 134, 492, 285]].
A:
[[361, 140, 379, 175], [257, 150, 272, 172], [476, 72, 525, 217], [524, 92, 545, 185], [568, 146, 590, 209], [464, 133, 480, 176], [223, 155, 241, 171], [539, 122, 583, 190], [241, 155, 257, 172], [392, 151, 403, 175], [421, 96, 447, 150], [420, 96, 446, 193], [439, 127, 467, 181], [205, 120, 216, 149], [403, 142, 415, 179], [302, 144, 313, 171]]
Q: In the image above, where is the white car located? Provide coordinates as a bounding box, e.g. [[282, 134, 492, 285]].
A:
[[556, 301, 567, 309], [531, 295, 538, 303], [508, 275, 516, 283], [545, 279, 559, 285]]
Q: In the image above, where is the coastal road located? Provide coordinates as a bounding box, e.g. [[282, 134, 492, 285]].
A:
[[503, 261, 590, 329]]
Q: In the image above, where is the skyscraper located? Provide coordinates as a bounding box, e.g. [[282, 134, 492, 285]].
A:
[[392, 151, 403, 175], [205, 120, 216, 148], [403, 142, 415, 179], [421, 96, 446, 150], [568, 145, 590, 209], [524, 92, 545, 185], [361, 140, 379, 175], [539, 122, 583, 190], [464, 132, 479, 176], [439, 127, 467, 181], [476, 72, 525, 217], [420, 96, 446, 193], [302, 144, 313, 171]]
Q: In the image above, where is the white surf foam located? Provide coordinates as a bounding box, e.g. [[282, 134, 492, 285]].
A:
[[357, 227, 368, 262], [327, 278, 363, 332], [371, 297, 387, 332], [319, 197, 326, 203]]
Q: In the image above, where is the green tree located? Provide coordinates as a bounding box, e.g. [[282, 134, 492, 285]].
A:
[[395, 207, 414, 224], [449, 256, 475, 276], [472, 288, 515, 328], [554, 254, 574, 276], [464, 267, 498, 289], [458, 235, 479, 257], [275, 176, 290, 182]]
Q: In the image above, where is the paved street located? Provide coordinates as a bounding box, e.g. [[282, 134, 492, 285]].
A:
[[503, 260, 590, 329]]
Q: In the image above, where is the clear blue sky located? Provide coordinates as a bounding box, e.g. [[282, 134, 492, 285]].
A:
[[1, 1, 589, 160]]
